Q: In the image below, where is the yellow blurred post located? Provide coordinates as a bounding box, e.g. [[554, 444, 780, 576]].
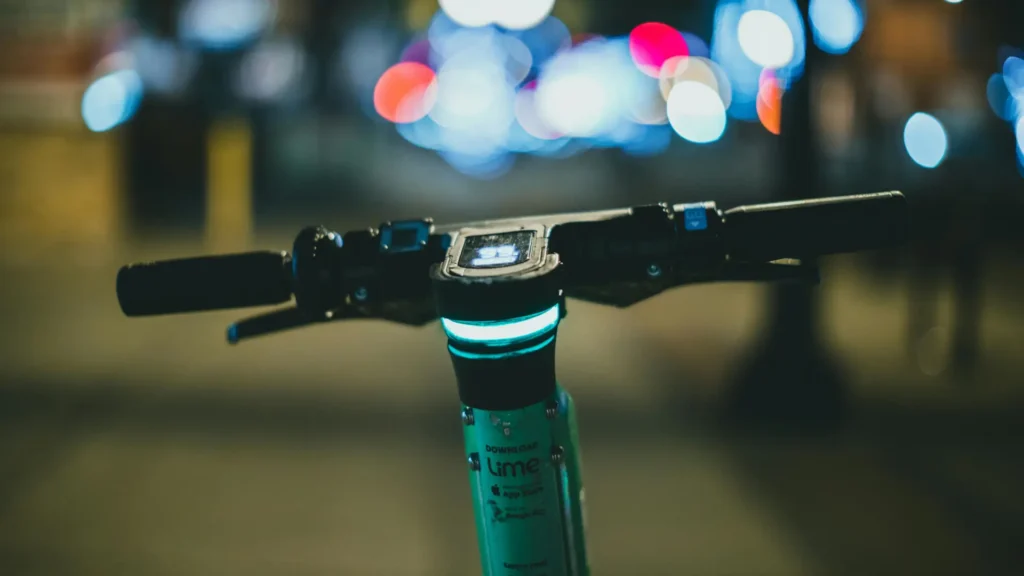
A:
[[206, 117, 253, 252]]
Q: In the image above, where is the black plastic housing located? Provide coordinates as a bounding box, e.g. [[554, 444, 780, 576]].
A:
[[116, 251, 292, 316]]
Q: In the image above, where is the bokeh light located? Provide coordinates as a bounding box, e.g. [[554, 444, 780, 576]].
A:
[[237, 38, 308, 102], [440, 149, 515, 179], [903, 112, 948, 169], [430, 51, 515, 128], [512, 16, 572, 67], [756, 72, 783, 135], [622, 124, 673, 156], [987, 73, 1019, 122], [1004, 56, 1024, 99], [515, 82, 562, 139], [397, 115, 444, 150], [659, 56, 732, 110], [737, 9, 795, 69], [1016, 116, 1024, 157], [809, 0, 863, 55], [711, 0, 804, 122], [501, 35, 535, 84], [81, 69, 143, 132], [629, 23, 690, 78], [680, 32, 710, 59], [439, 0, 557, 31], [505, 119, 548, 153], [628, 77, 669, 125], [374, 62, 438, 123], [438, 0, 492, 28], [536, 61, 612, 137], [667, 80, 727, 144], [178, 0, 275, 50], [129, 36, 197, 96], [400, 37, 432, 66], [535, 40, 629, 138]]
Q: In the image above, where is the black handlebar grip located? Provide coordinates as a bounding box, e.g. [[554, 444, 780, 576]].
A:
[[723, 191, 908, 262], [117, 251, 293, 316], [724, 189, 909, 261]]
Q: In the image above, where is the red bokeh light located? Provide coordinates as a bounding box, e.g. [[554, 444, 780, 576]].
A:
[[757, 74, 783, 135], [629, 22, 689, 78], [373, 62, 437, 124]]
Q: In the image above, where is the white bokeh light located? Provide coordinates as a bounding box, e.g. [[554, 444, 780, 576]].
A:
[[737, 9, 795, 69], [439, 0, 556, 31], [438, 0, 493, 28], [535, 44, 625, 138], [667, 80, 727, 144], [515, 87, 561, 139], [536, 70, 612, 137], [903, 112, 948, 169]]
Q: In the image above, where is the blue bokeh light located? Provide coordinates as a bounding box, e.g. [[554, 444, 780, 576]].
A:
[[987, 73, 1019, 122], [809, 0, 863, 55], [440, 149, 516, 179], [511, 16, 571, 70], [1016, 116, 1024, 158], [81, 69, 144, 132], [680, 32, 710, 59], [903, 112, 948, 169], [622, 124, 673, 156], [178, 0, 274, 51], [1003, 56, 1024, 100], [396, 115, 444, 150]]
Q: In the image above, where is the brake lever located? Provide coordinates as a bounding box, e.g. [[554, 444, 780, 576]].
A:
[[227, 306, 365, 344]]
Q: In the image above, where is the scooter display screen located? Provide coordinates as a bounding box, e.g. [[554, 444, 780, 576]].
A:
[[457, 231, 535, 269]]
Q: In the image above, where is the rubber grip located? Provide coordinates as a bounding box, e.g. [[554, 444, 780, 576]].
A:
[[117, 251, 293, 316], [724, 191, 908, 262]]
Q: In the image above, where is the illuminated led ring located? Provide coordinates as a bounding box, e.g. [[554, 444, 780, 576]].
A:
[[448, 335, 556, 360], [440, 304, 560, 346]]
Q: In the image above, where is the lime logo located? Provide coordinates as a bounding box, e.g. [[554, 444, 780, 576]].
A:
[[486, 456, 541, 477]]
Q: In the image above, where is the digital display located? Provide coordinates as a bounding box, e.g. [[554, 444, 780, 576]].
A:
[[458, 231, 535, 269]]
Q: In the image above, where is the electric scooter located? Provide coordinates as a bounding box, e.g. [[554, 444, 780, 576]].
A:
[[115, 191, 908, 576]]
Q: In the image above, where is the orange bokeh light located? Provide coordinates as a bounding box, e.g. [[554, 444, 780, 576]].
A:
[[757, 75, 783, 135], [373, 62, 438, 124]]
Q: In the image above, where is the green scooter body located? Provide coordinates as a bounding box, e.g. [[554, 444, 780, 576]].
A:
[[463, 385, 589, 576]]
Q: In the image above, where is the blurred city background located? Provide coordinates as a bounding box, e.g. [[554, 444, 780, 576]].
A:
[[1, 0, 1023, 574]]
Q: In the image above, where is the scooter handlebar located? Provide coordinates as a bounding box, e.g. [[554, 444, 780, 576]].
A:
[[723, 191, 908, 262], [116, 251, 293, 316]]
